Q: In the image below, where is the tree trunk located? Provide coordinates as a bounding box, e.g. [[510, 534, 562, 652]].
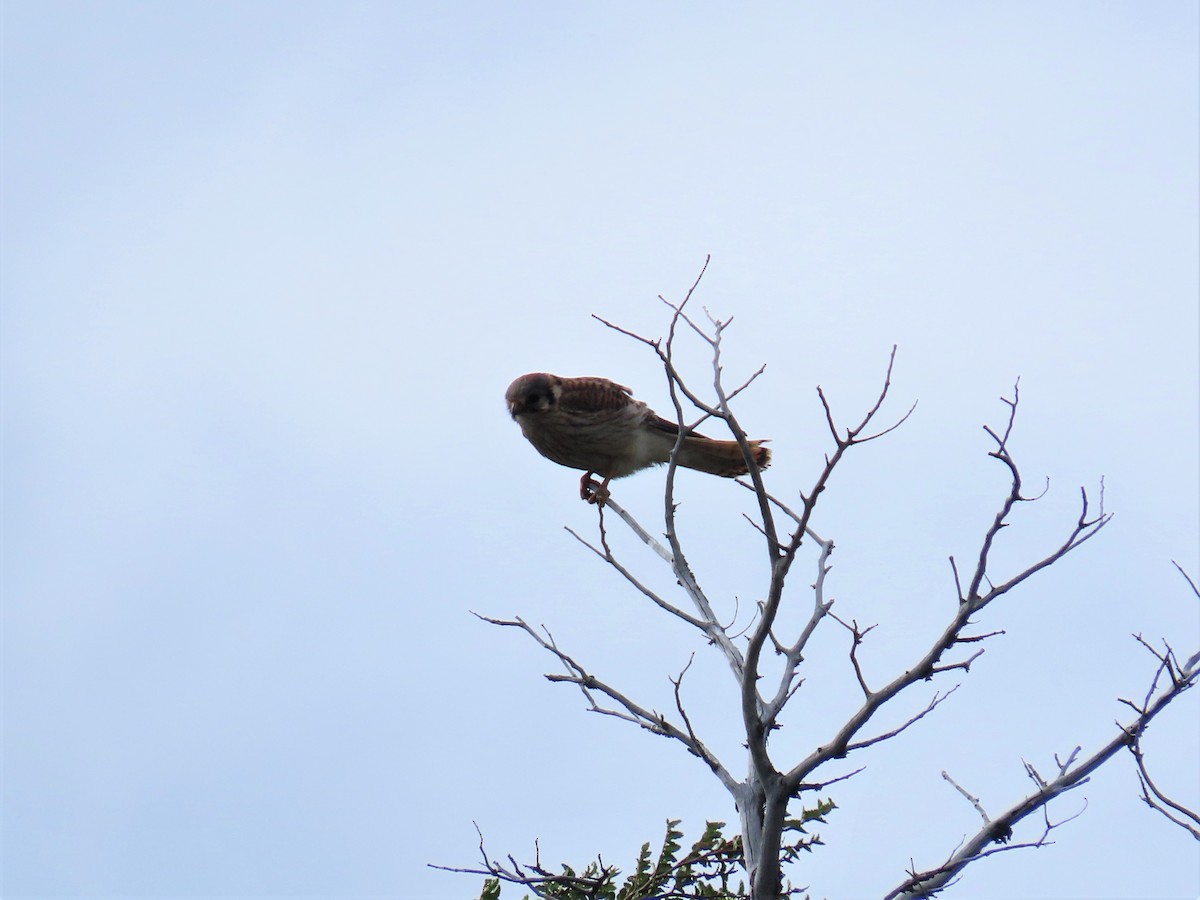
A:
[[736, 775, 765, 894], [738, 766, 791, 900], [751, 786, 788, 899]]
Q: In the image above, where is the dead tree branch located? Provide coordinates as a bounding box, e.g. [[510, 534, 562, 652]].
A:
[[463, 263, 1195, 900], [472, 612, 739, 793]]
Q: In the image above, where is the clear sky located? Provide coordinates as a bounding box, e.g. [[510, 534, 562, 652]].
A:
[[2, 2, 1197, 898]]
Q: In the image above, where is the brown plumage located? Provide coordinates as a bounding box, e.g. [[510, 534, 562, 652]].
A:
[[505, 372, 771, 504]]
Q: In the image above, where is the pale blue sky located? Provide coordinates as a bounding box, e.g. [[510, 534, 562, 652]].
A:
[[2, 2, 1197, 898]]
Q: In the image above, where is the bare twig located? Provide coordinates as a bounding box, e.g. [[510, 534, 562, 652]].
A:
[[474, 613, 739, 794], [1172, 561, 1200, 675], [563, 520, 704, 631], [949, 555, 965, 604], [966, 386, 1111, 610], [828, 612, 877, 698], [1130, 736, 1200, 839], [942, 771, 991, 824], [794, 767, 866, 793], [843, 686, 960, 753]]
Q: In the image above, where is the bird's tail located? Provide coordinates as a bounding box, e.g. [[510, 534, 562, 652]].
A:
[[677, 437, 771, 477]]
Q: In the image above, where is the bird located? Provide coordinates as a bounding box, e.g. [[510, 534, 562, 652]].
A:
[[505, 372, 771, 504]]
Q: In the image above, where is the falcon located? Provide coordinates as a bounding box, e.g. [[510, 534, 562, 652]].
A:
[[505, 372, 771, 504]]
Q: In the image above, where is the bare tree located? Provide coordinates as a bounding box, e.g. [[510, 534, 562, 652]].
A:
[[443, 265, 1198, 898]]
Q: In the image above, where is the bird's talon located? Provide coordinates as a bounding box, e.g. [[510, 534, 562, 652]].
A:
[[580, 473, 610, 506]]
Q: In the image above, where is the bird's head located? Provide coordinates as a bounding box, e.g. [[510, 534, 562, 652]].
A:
[[506, 372, 561, 418]]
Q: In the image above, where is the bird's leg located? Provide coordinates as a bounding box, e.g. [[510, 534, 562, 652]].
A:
[[579, 472, 611, 506]]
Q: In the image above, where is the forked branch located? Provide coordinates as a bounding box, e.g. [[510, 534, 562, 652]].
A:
[[473, 612, 739, 794]]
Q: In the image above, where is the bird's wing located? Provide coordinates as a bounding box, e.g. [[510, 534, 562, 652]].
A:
[[644, 411, 720, 442], [557, 377, 636, 413], [645, 412, 683, 435]]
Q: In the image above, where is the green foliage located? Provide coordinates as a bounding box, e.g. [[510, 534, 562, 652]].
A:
[[780, 796, 836, 865], [474, 803, 835, 900]]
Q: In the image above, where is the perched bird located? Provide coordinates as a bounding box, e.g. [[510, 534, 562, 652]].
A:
[[505, 372, 771, 504]]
